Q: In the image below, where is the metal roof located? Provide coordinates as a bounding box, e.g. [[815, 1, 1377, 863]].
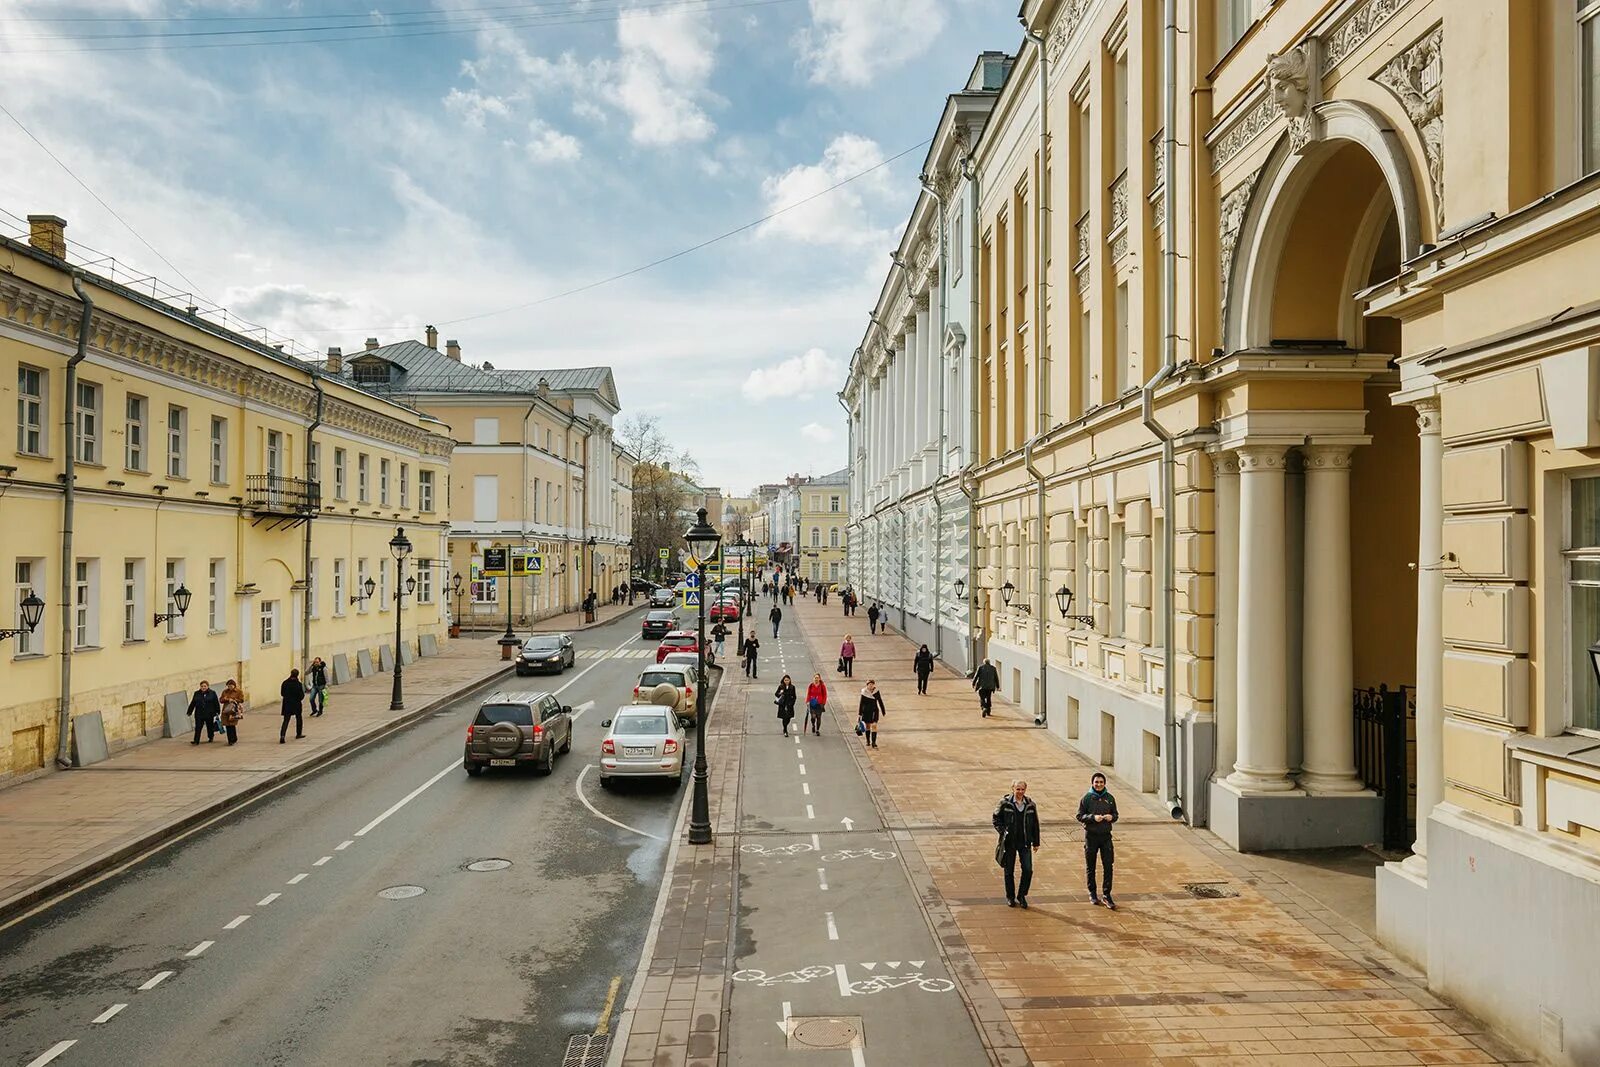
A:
[[331, 341, 620, 411]]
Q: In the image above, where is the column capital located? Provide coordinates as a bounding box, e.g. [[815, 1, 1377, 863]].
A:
[[1412, 395, 1442, 436], [1209, 449, 1241, 477], [1301, 443, 1356, 470], [1235, 443, 1288, 470]]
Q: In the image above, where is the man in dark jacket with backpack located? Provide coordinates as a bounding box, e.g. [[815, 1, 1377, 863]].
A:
[[973, 658, 1000, 717], [1077, 772, 1119, 909], [992, 779, 1041, 907]]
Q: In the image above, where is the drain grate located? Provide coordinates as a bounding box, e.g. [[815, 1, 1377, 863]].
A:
[[377, 885, 425, 899], [464, 859, 512, 872], [1183, 882, 1239, 899], [788, 1016, 863, 1051], [562, 1034, 609, 1066]]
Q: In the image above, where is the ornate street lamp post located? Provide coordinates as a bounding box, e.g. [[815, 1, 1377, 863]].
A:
[[389, 526, 414, 711], [153, 583, 192, 628], [683, 507, 722, 846], [450, 572, 464, 636]]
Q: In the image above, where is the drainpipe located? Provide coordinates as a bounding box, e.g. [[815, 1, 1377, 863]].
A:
[[1020, 21, 1053, 728], [922, 173, 949, 660], [56, 274, 93, 767], [837, 391, 854, 591], [300, 369, 324, 674], [1138, 0, 1184, 822], [960, 151, 982, 673], [521, 400, 538, 620]]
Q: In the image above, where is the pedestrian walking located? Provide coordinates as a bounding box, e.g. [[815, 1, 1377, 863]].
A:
[[1077, 771, 1119, 909], [186, 680, 220, 745], [308, 657, 329, 717], [805, 673, 827, 735], [913, 644, 934, 695], [775, 675, 797, 736], [838, 635, 856, 678], [218, 679, 247, 745], [867, 602, 881, 634], [857, 681, 886, 748], [711, 621, 729, 658], [992, 779, 1042, 908], [279, 668, 306, 743], [769, 603, 783, 638], [973, 658, 1000, 717], [742, 634, 761, 678]]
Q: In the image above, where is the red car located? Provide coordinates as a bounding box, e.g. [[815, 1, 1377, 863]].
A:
[[656, 630, 711, 665], [709, 599, 740, 622]]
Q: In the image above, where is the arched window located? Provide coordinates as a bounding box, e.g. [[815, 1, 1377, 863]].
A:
[[829, 528, 840, 548], [811, 526, 821, 548]]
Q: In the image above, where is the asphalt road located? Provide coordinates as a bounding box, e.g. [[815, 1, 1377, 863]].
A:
[[0, 609, 704, 1067]]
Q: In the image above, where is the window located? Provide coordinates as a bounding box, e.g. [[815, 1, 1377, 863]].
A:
[[829, 528, 840, 549], [472, 570, 498, 604], [811, 526, 821, 548], [380, 458, 391, 506], [1567, 475, 1600, 730], [1111, 515, 1126, 639], [1584, 0, 1600, 173], [399, 462, 410, 509], [419, 469, 435, 513], [830, 495, 840, 513], [164, 558, 186, 637], [545, 428, 553, 453], [379, 559, 390, 610], [810, 562, 820, 581], [266, 429, 284, 478], [1079, 307, 1094, 414], [259, 600, 278, 646], [308, 558, 320, 619], [334, 447, 348, 500], [166, 405, 187, 478], [829, 561, 840, 582], [206, 415, 222, 483], [125, 395, 148, 471], [122, 559, 146, 642], [473, 418, 499, 445], [74, 558, 98, 648], [949, 211, 964, 282], [14, 559, 44, 655], [1114, 283, 1130, 397], [416, 559, 433, 604], [358, 454, 370, 502], [474, 475, 499, 523], [75, 380, 100, 464], [357, 558, 370, 614], [309, 441, 321, 486], [208, 558, 225, 632], [333, 558, 346, 617], [1217, 0, 1252, 59], [17, 365, 45, 455]]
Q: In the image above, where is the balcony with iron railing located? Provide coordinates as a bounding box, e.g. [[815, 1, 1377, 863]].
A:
[[244, 474, 321, 519]]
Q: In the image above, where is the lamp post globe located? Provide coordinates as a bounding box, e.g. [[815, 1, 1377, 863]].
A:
[[683, 507, 721, 846]]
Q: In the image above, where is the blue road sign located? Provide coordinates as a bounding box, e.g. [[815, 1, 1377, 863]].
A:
[[684, 573, 701, 590], [684, 589, 702, 607]]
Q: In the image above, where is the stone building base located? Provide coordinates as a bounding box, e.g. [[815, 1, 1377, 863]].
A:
[[1208, 780, 1383, 851], [1374, 857, 1428, 970]]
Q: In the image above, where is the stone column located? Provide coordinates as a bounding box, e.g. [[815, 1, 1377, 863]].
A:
[[1406, 398, 1444, 871], [1211, 451, 1240, 782], [1226, 444, 1296, 792], [1300, 444, 1364, 792]]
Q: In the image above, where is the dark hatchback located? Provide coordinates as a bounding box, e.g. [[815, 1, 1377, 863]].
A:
[[642, 609, 679, 639], [516, 633, 575, 675]]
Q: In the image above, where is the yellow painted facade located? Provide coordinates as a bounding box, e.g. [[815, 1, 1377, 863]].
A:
[[2, 221, 452, 780], [795, 474, 849, 587]]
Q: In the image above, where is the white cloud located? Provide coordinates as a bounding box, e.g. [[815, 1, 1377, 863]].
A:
[[757, 134, 894, 247], [742, 348, 844, 403], [797, 0, 946, 87], [800, 422, 835, 444], [605, 7, 719, 146], [442, 88, 511, 129], [526, 119, 581, 162]]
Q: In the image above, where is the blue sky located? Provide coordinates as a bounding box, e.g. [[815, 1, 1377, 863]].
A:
[[0, 0, 1016, 494]]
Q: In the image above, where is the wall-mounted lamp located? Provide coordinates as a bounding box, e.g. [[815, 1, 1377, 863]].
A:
[[0, 590, 44, 642], [153, 584, 192, 627], [1000, 581, 1015, 607], [1054, 585, 1095, 628], [350, 576, 378, 606]]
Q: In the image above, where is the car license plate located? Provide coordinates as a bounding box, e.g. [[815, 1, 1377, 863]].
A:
[[623, 746, 654, 757], [490, 759, 516, 767]]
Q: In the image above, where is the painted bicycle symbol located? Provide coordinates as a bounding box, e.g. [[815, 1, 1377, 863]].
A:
[[738, 843, 817, 857], [823, 848, 897, 861], [848, 972, 955, 995], [731, 966, 836, 986]]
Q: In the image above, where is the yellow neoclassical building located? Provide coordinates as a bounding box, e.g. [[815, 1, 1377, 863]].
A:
[[850, 1, 1600, 1057], [2, 215, 453, 780]]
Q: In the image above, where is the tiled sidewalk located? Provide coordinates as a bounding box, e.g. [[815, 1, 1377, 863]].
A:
[[793, 595, 1530, 1067], [0, 635, 512, 924]]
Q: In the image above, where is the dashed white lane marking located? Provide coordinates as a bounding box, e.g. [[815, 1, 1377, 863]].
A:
[[817, 868, 829, 891], [257, 893, 281, 906], [138, 971, 173, 991], [802, 782, 811, 795], [24, 1040, 76, 1066], [825, 911, 839, 940], [798, 764, 806, 776], [575, 765, 665, 841], [313, 855, 333, 866], [185, 940, 214, 957], [355, 761, 457, 838], [811, 833, 821, 850], [92, 1004, 127, 1024], [287, 873, 309, 885], [795, 749, 804, 759], [335, 840, 354, 851], [806, 804, 815, 820], [223, 915, 250, 930], [835, 961, 851, 997]]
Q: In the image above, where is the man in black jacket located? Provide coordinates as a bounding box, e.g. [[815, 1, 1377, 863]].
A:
[[186, 680, 220, 745], [973, 659, 1000, 717], [769, 603, 782, 638], [279, 669, 306, 744], [1076, 772, 1119, 909], [992, 779, 1041, 907]]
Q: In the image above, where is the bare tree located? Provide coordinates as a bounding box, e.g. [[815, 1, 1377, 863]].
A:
[[620, 415, 701, 580]]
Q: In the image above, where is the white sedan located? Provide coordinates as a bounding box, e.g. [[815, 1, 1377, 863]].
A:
[[598, 706, 686, 787]]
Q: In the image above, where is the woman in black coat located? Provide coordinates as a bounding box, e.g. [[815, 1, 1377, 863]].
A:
[[913, 645, 935, 695], [774, 675, 797, 737], [857, 681, 886, 748]]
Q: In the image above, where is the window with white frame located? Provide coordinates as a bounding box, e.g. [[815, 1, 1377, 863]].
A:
[[380, 458, 391, 506], [333, 558, 347, 616], [308, 558, 320, 619], [830, 495, 841, 512], [208, 558, 225, 632], [74, 558, 99, 648], [358, 454, 370, 502], [1216, 0, 1252, 59], [473, 417, 499, 445], [14, 559, 44, 656], [125, 395, 148, 471], [334, 447, 347, 500], [17, 365, 46, 456], [308, 440, 321, 486], [474, 475, 499, 523], [399, 462, 410, 509], [419, 469, 435, 512], [1567, 474, 1600, 731], [379, 558, 390, 610], [472, 569, 498, 604], [166, 405, 187, 478], [829, 528, 840, 549], [949, 213, 963, 281], [829, 561, 840, 582], [75, 380, 100, 464], [122, 558, 145, 642], [259, 600, 278, 647], [209, 416, 226, 483], [165, 558, 186, 637], [810, 526, 821, 548], [266, 429, 284, 479], [1110, 512, 1127, 639], [416, 559, 433, 604], [357, 557, 370, 613], [1584, 0, 1600, 174]]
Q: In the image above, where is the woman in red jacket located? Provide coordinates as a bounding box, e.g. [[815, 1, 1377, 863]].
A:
[[805, 673, 828, 736]]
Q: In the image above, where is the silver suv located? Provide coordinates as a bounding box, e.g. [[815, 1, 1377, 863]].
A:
[[463, 691, 573, 777]]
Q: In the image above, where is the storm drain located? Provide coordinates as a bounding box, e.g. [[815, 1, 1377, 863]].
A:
[[1183, 882, 1240, 899], [561, 1034, 609, 1066], [464, 858, 512, 872], [378, 885, 426, 900], [788, 1016, 863, 1051]]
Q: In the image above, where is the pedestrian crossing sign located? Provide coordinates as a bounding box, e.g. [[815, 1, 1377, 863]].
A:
[[684, 589, 701, 607]]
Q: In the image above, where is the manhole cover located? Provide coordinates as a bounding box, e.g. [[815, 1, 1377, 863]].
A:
[[789, 1016, 863, 1050], [1184, 882, 1239, 898], [562, 1034, 608, 1066], [465, 859, 512, 872], [378, 885, 426, 899]]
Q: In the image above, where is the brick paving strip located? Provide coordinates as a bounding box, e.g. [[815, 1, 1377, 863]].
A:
[[0, 621, 647, 926], [787, 596, 1533, 1067]]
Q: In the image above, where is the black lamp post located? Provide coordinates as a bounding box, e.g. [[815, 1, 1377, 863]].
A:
[[585, 535, 598, 621], [388, 526, 413, 711], [451, 572, 464, 635], [154, 583, 192, 627], [683, 507, 721, 846], [1054, 585, 1096, 628], [0, 590, 44, 642]]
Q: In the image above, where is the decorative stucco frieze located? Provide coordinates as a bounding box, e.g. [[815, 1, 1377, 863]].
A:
[[1209, 90, 1279, 172], [1044, 0, 1095, 65], [1218, 165, 1267, 330], [1111, 231, 1129, 263], [1372, 23, 1444, 234], [1322, 0, 1410, 74], [1109, 171, 1130, 233]]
